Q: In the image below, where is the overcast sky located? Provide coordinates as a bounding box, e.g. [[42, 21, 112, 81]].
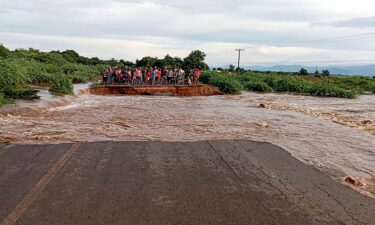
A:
[[1, 0, 375, 66]]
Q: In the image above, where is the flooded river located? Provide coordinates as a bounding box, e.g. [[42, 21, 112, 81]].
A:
[[0, 86, 374, 197]]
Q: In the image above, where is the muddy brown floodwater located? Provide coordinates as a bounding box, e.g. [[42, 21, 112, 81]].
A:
[[0, 86, 374, 197]]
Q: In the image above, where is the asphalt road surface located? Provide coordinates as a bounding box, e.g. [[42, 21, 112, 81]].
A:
[[0, 140, 374, 225]]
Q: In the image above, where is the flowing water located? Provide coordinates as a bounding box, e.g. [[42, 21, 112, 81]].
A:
[[0, 86, 374, 197]]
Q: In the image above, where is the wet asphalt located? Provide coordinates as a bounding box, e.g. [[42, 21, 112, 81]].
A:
[[0, 140, 374, 225]]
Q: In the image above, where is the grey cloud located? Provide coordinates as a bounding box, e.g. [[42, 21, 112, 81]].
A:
[[315, 17, 375, 28], [2, 0, 375, 65]]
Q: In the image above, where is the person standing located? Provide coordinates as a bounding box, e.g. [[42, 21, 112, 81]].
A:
[[167, 68, 173, 85], [103, 69, 108, 85], [108, 67, 114, 85], [179, 68, 185, 85], [194, 68, 201, 85], [152, 67, 158, 85], [157, 68, 162, 84]]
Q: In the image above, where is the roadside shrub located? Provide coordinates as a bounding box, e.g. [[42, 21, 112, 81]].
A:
[[268, 76, 309, 93], [0, 93, 5, 106], [199, 71, 214, 84], [1, 86, 39, 100], [200, 72, 243, 94], [211, 75, 243, 94], [23, 60, 55, 83], [63, 63, 98, 83], [308, 83, 357, 99], [0, 59, 29, 87], [49, 75, 74, 95], [244, 80, 274, 92]]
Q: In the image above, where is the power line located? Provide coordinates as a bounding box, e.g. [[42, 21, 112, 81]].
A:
[[286, 32, 375, 45]]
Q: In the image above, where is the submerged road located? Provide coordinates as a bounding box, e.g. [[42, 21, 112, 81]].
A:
[[0, 140, 374, 225]]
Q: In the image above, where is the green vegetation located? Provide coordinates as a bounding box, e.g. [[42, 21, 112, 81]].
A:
[[199, 72, 242, 94], [0, 44, 209, 106], [200, 71, 375, 98], [1, 42, 373, 105], [49, 75, 74, 95], [244, 80, 274, 92], [0, 44, 109, 105]]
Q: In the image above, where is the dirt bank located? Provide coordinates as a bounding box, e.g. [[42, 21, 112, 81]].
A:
[[89, 85, 223, 96]]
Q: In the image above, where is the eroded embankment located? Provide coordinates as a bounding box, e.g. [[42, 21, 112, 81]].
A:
[[89, 85, 224, 96]]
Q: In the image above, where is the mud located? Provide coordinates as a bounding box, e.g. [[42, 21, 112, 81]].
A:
[[90, 85, 224, 96]]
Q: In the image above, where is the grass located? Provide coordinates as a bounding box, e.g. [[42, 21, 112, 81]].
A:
[[199, 71, 373, 98]]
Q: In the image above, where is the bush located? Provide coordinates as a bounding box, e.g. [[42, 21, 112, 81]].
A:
[[268, 76, 309, 93], [1, 86, 39, 100], [308, 83, 357, 99], [0, 92, 5, 106], [23, 60, 55, 83], [49, 75, 74, 95], [201, 71, 363, 98], [244, 80, 274, 92], [0, 92, 16, 106], [199, 72, 243, 94], [211, 75, 243, 94], [199, 71, 214, 84], [0, 59, 29, 87]]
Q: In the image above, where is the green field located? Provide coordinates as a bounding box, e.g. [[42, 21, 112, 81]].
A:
[[200, 71, 375, 98]]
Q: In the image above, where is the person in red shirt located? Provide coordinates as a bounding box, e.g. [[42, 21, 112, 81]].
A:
[[157, 69, 162, 84], [194, 68, 201, 85], [115, 68, 122, 85]]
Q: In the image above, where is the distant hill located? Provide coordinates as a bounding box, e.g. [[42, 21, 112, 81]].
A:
[[217, 64, 375, 76]]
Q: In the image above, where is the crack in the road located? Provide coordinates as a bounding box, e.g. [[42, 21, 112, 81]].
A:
[[310, 183, 366, 225]]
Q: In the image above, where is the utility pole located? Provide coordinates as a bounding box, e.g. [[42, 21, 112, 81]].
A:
[[235, 49, 245, 74]]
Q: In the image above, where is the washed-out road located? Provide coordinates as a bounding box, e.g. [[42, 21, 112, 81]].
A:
[[0, 140, 374, 225]]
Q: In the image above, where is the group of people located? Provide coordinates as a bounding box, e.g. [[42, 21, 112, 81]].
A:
[[103, 67, 201, 86]]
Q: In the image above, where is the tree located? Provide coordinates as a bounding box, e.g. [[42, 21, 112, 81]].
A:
[[314, 70, 320, 77], [299, 68, 308, 76], [236, 67, 245, 74], [62, 50, 80, 63], [77, 56, 89, 65], [228, 65, 235, 72], [108, 58, 118, 66], [89, 57, 101, 66], [322, 69, 330, 77], [162, 54, 175, 67], [0, 44, 10, 58], [119, 59, 134, 67], [173, 57, 184, 68], [183, 50, 209, 70], [136, 56, 158, 67]]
